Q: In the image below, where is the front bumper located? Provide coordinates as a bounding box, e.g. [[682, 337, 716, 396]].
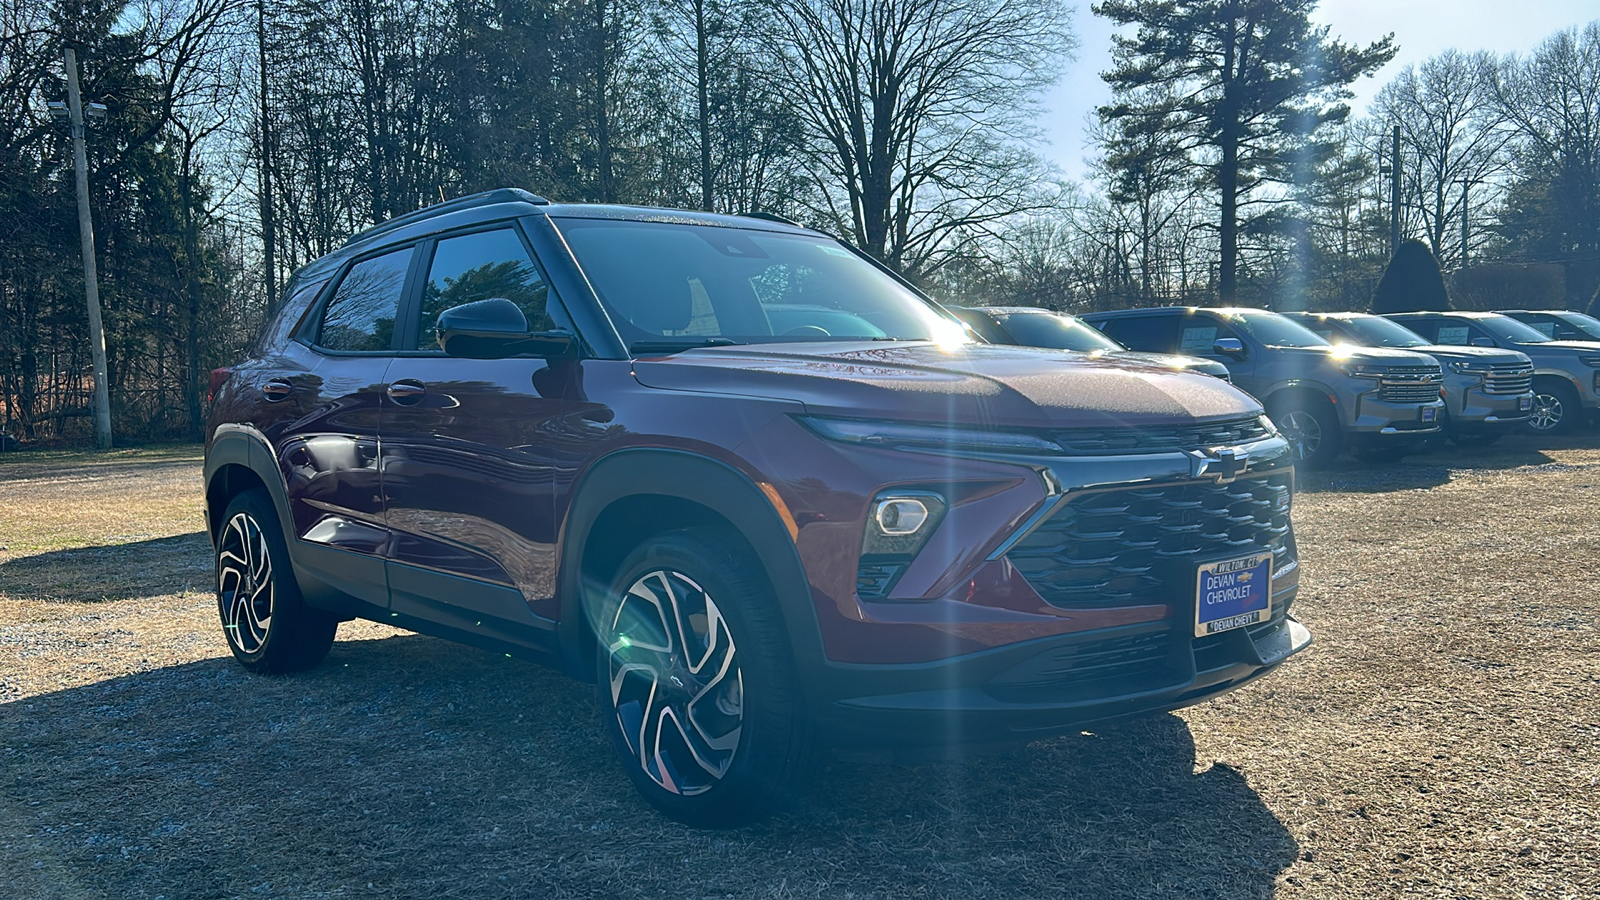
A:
[[780, 429, 1311, 746], [813, 608, 1312, 745], [1448, 379, 1534, 431], [1343, 392, 1444, 439]]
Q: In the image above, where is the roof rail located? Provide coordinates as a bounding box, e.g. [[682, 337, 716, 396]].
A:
[[344, 188, 550, 248], [741, 211, 802, 228]]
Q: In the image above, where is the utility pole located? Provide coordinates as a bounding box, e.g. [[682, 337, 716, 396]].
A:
[[54, 48, 113, 450], [1389, 125, 1401, 255], [1457, 179, 1471, 267]]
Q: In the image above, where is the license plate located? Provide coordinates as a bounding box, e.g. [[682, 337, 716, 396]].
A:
[[1520, 395, 1533, 411], [1195, 554, 1272, 637], [1421, 406, 1438, 423]]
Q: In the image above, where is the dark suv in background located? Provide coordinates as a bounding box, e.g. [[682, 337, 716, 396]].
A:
[[948, 306, 1232, 380], [1083, 307, 1445, 467], [205, 189, 1311, 824], [1283, 312, 1533, 444]]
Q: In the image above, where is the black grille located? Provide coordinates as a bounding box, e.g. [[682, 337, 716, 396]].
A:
[[1052, 416, 1271, 455], [1483, 363, 1533, 395], [1007, 473, 1294, 610], [985, 630, 1180, 702]]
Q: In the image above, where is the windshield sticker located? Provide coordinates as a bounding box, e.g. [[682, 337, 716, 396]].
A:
[[1436, 326, 1470, 345], [1180, 326, 1218, 352]]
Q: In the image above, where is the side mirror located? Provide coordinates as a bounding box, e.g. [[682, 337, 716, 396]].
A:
[[437, 298, 576, 359], [1213, 337, 1247, 358]]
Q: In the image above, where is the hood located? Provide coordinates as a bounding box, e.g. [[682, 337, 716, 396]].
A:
[[1269, 344, 1440, 369], [1524, 339, 1600, 354], [1416, 344, 1529, 366], [631, 341, 1261, 428]]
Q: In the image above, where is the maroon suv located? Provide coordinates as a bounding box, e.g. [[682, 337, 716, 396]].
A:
[[204, 189, 1311, 823]]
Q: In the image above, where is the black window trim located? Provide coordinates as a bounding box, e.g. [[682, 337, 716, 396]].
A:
[[299, 242, 424, 357], [391, 218, 585, 359]]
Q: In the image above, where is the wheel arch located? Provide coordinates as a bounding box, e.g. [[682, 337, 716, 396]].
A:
[[554, 448, 819, 685], [204, 427, 294, 550]]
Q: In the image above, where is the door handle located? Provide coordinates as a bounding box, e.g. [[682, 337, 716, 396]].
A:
[[386, 379, 426, 405], [262, 379, 293, 401]]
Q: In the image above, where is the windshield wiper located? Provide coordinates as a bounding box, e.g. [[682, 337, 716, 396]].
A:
[[629, 337, 740, 355]]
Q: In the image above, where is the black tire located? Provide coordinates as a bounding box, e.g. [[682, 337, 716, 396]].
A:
[[1266, 395, 1343, 469], [1527, 380, 1580, 435], [594, 526, 812, 826], [215, 489, 337, 674]]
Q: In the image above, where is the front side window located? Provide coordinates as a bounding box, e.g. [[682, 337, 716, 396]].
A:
[[554, 218, 965, 349], [1097, 316, 1175, 352], [418, 228, 553, 351], [317, 248, 413, 352]]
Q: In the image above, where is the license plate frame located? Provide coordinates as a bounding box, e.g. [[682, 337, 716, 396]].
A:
[[1195, 553, 1273, 637], [1421, 406, 1438, 423], [1519, 395, 1533, 412]]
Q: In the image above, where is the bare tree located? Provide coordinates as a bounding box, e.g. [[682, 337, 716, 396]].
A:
[[1374, 50, 1512, 266], [762, 0, 1074, 278]]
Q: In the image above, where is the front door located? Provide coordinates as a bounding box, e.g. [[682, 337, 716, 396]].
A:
[[379, 225, 577, 640]]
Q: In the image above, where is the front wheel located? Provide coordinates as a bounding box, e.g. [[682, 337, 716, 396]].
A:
[[215, 489, 336, 674], [1267, 397, 1343, 469], [595, 527, 811, 826], [1527, 381, 1581, 435]]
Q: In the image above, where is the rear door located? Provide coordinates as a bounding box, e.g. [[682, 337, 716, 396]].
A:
[[378, 223, 578, 642], [278, 245, 416, 608]]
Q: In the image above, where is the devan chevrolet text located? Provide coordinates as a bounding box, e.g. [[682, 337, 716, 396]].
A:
[[204, 189, 1312, 824]]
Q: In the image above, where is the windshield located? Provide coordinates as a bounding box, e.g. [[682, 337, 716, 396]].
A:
[[1552, 311, 1600, 340], [1329, 315, 1431, 349], [554, 218, 967, 350], [996, 312, 1123, 351], [1474, 314, 1552, 344], [1222, 311, 1331, 349]]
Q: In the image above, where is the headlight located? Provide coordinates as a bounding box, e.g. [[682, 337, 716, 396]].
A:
[[1337, 361, 1385, 379], [798, 416, 1063, 455], [1448, 360, 1489, 375]]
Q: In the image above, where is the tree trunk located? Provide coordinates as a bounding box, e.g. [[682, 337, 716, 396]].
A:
[[695, 0, 712, 211]]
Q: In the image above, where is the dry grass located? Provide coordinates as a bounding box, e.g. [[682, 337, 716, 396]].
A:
[[1, 441, 1597, 899]]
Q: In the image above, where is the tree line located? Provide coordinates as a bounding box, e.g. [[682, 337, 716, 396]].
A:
[[1, 0, 1597, 445]]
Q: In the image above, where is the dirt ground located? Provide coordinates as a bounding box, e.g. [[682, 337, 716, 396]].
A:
[[1, 440, 1596, 899]]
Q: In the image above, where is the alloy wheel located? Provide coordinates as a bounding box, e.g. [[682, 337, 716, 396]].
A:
[[1277, 409, 1323, 461], [606, 569, 744, 797], [1528, 392, 1564, 432], [218, 511, 274, 654]]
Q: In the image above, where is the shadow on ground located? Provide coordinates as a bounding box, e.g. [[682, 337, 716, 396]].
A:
[[0, 633, 1296, 899], [1294, 432, 1595, 494], [0, 533, 210, 602]]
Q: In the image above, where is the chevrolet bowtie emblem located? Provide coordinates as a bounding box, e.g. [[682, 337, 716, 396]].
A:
[[1187, 447, 1250, 484]]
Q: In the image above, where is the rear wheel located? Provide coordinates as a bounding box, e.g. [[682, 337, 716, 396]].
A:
[[1267, 396, 1343, 469], [215, 489, 336, 674], [1527, 380, 1580, 435], [595, 527, 811, 826]]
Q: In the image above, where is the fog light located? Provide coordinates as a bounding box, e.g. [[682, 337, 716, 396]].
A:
[[875, 498, 930, 535]]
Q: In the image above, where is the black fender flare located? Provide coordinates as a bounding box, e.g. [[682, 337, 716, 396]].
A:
[[203, 425, 295, 549], [554, 447, 823, 681]]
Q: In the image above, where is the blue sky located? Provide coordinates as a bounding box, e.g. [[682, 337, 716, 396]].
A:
[[1039, 1, 1600, 182]]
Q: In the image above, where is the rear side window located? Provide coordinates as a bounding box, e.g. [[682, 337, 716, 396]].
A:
[[317, 248, 413, 352], [1098, 315, 1174, 352], [418, 228, 552, 351]]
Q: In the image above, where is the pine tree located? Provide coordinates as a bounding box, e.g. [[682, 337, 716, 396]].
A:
[[1095, 0, 1395, 302], [1371, 239, 1450, 313]]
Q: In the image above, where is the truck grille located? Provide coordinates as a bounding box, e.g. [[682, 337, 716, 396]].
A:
[[1006, 473, 1294, 610], [1483, 363, 1533, 395], [1377, 365, 1444, 404], [1052, 415, 1271, 455]]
